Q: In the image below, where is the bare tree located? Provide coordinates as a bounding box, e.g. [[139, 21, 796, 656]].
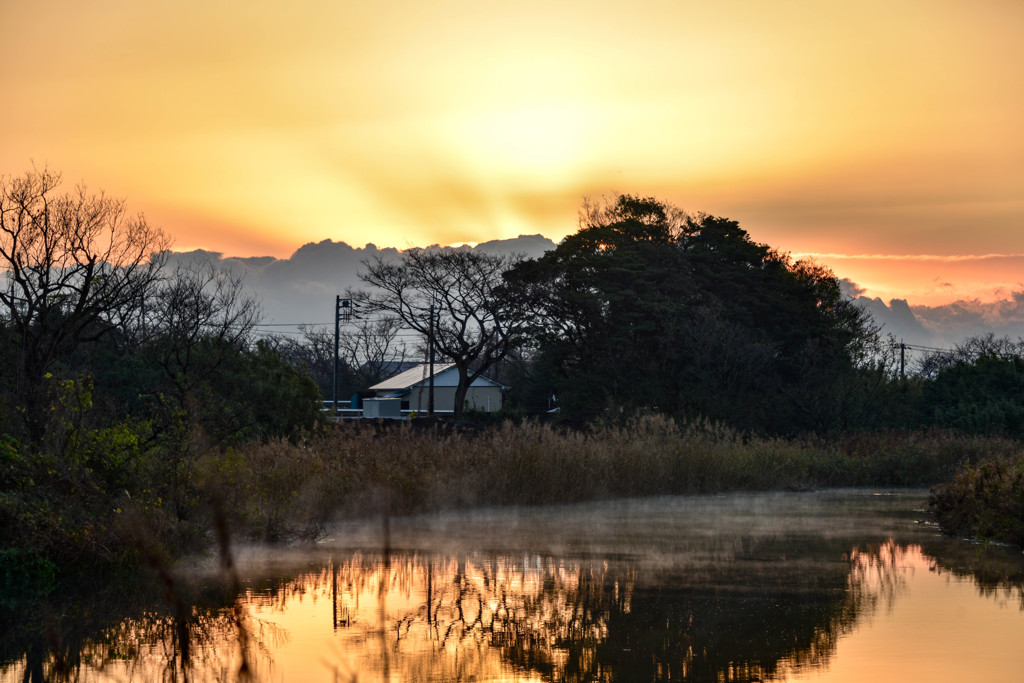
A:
[[266, 327, 338, 397], [359, 249, 526, 419], [0, 168, 170, 441], [338, 316, 409, 389], [146, 261, 261, 400], [266, 316, 407, 406], [915, 333, 1024, 379]]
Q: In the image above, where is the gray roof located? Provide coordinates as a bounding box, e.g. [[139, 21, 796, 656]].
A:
[[368, 363, 506, 391]]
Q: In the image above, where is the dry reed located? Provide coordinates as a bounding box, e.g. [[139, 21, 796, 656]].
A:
[[208, 416, 1020, 539]]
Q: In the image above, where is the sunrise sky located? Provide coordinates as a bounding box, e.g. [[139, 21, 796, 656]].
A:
[[2, 0, 1022, 306]]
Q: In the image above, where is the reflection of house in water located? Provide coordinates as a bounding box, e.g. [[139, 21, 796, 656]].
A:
[[364, 363, 506, 416]]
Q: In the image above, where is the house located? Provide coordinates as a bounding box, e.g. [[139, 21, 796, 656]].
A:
[[366, 363, 506, 414]]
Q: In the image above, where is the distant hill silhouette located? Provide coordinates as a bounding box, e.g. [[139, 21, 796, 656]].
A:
[[164, 237, 1024, 352], [164, 235, 557, 333]]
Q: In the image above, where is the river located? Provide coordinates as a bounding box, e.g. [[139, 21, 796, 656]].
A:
[[3, 489, 1024, 682]]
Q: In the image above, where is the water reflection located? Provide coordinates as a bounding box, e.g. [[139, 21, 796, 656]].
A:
[[235, 540, 954, 681], [917, 537, 1024, 610], [0, 571, 284, 683], [3, 491, 1024, 682]]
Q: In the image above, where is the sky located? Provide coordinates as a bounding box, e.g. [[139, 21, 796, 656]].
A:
[[2, 0, 1023, 308]]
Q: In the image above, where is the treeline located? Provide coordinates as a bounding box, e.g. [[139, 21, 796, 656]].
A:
[[227, 192, 1024, 442], [3, 171, 1024, 589], [0, 170, 324, 588], [490, 196, 1024, 441], [501, 195, 875, 433]]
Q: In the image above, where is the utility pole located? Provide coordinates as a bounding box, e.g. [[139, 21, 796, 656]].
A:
[[900, 341, 906, 383], [333, 296, 353, 415], [428, 303, 435, 416], [333, 296, 341, 415]]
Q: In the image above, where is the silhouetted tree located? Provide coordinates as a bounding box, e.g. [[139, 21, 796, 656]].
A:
[[916, 333, 1024, 380], [338, 316, 410, 390], [922, 347, 1024, 438], [359, 249, 528, 419], [265, 327, 346, 398], [507, 195, 875, 433], [0, 168, 170, 443], [268, 317, 408, 399]]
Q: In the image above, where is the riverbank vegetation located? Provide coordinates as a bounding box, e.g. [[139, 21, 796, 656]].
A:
[[3, 171, 1023, 606], [928, 453, 1024, 547], [207, 419, 1018, 537]]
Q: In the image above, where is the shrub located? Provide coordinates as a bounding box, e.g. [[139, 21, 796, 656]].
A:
[[929, 455, 1024, 546], [0, 548, 56, 606]]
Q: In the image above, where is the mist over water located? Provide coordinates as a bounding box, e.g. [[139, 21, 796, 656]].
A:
[[4, 490, 1024, 682]]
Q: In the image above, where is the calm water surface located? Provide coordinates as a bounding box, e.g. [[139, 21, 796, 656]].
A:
[[4, 489, 1024, 682]]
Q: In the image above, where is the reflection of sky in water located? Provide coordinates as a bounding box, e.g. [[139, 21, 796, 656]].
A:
[[3, 490, 1024, 682], [245, 541, 1024, 682]]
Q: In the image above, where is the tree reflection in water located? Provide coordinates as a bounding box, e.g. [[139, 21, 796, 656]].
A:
[[4, 499, 1024, 682], [0, 574, 283, 683], [0, 540, 1009, 682], [276, 538, 904, 682], [918, 537, 1024, 610]]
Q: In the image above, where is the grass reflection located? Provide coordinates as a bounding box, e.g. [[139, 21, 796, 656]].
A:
[[5, 491, 1024, 682], [919, 536, 1024, 610]]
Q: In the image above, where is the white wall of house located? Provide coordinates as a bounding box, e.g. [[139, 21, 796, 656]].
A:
[[369, 364, 506, 414], [464, 386, 503, 412], [407, 386, 456, 412], [406, 385, 503, 413]]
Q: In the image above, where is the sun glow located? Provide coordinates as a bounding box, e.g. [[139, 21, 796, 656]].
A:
[[445, 105, 592, 178], [2, 0, 1023, 301]]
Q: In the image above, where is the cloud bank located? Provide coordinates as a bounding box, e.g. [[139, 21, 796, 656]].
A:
[[847, 288, 1024, 350], [166, 238, 1024, 352], [164, 235, 558, 334]]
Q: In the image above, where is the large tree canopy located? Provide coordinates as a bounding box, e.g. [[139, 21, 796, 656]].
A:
[[507, 195, 874, 433]]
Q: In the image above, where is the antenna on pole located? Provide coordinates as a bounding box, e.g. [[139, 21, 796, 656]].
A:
[[333, 297, 355, 417], [428, 303, 435, 417]]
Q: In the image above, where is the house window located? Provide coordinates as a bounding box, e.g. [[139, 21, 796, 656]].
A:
[[401, 400, 410, 411]]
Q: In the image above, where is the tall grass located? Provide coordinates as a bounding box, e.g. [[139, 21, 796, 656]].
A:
[[209, 416, 1021, 540]]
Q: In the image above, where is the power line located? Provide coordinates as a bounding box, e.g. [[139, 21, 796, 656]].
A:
[[251, 327, 308, 336], [889, 342, 956, 354], [253, 324, 428, 339]]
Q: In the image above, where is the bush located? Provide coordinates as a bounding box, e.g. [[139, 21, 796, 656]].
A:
[[929, 455, 1024, 546], [0, 548, 56, 606]]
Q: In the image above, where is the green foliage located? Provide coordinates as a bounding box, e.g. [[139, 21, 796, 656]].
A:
[[0, 548, 56, 605], [0, 326, 326, 572], [200, 340, 325, 443], [0, 434, 19, 463], [923, 354, 1024, 439], [507, 195, 875, 434], [71, 422, 149, 489], [929, 455, 1024, 546]]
